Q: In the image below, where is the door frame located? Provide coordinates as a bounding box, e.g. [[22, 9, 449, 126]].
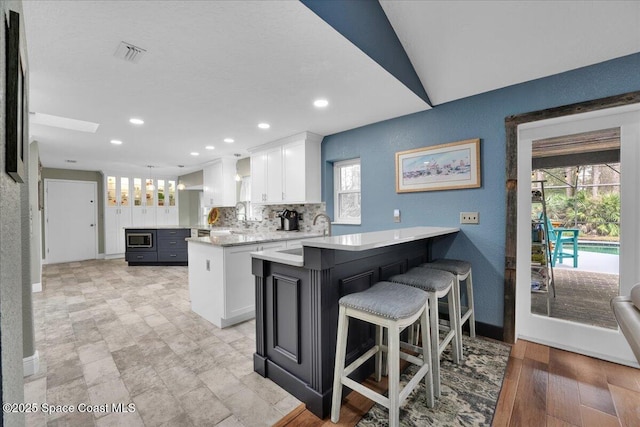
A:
[[503, 90, 640, 344], [44, 179, 98, 264], [516, 107, 639, 367]]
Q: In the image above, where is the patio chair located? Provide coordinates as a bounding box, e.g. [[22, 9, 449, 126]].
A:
[[543, 214, 579, 268]]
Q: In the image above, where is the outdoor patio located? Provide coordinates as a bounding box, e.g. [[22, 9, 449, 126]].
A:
[[531, 248, 620, 329]]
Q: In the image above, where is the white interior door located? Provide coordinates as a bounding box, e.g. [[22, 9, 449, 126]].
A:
[[45, 179, 97, 264], [516, 105, 640, 367]]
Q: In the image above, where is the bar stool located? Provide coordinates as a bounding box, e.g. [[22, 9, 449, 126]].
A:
[[331, 281, 434, 427], [388, 268, 460, 398], [420, 259, 476, 357]]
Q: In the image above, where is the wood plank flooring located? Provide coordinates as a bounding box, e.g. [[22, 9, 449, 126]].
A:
[[493, 340, 640, 427], [277, 340, 640, 427]]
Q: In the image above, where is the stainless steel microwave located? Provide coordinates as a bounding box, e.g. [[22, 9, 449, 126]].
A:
[[126, 232, 153, 248]]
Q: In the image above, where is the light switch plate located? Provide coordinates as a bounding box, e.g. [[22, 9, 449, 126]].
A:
[[460, 212, 479, 224], [393, 209, 401, 223]]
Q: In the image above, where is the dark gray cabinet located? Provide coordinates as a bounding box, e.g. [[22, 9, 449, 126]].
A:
[[125, 228, 189, 265]]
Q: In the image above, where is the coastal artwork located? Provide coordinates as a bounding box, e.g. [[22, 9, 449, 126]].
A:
[[396, 139, 481, 193]]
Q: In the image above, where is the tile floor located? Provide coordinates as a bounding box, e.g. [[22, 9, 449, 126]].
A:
[[24, 259, 301, 427]]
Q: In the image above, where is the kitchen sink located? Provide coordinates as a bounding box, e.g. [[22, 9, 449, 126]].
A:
[[277, 248, 303, 256], [208, 230, 233, 236]]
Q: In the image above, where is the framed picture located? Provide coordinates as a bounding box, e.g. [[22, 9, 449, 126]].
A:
[[396, 138, 481, 193], [5, 10, 26, 183]]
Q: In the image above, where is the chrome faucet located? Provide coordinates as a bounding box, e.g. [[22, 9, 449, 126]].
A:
[[313, 212, 332, 237]]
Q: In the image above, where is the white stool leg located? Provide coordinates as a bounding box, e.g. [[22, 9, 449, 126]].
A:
[[448, 284, 461, 364], [453, 275, 464, 360], [428, 293, 441, 398], [467, 271, 476, 338], [374, 325, 382, 382], [388, 322, 400, 427], [331, 306, 349, 423], [420, 304, 434, 408]]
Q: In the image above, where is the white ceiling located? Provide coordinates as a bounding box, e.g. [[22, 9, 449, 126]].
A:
[[24, 1, 640, 176], [380, 0, 640, 105]]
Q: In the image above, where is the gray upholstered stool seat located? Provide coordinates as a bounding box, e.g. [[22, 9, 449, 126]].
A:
[[420, 259, 476, 358], [389, 268, 455, 292], [331, 281, 434, 427], [388, 268, 460, 398], [339, 281, 429, 320], [420, 259, 471, 276]]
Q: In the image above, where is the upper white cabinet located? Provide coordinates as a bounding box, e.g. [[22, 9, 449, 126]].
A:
[[202, 158, 237, 207], [249, 131, 322, 204], [131, 176, 156, 227]]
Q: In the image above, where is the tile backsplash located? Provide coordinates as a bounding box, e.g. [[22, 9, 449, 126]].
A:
[[211, 203, 328, 233]]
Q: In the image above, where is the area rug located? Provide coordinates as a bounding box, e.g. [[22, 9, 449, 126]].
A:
[[357, 335, 511, 427]]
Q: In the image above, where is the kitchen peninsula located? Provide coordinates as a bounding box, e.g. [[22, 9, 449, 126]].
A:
[[186, 230, 322, 328], [250, 226, 459, 418]]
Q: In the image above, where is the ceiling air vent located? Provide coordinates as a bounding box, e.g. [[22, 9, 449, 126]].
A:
[[114, 41, 147, 63]]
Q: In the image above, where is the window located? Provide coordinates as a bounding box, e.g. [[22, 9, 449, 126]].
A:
[[334, 158, 361, 224]]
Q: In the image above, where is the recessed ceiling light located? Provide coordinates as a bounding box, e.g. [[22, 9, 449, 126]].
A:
[[224, 138, 234, 143], [110, 139, 123, 145], [313, 99, 329, 108], [129, 118, 144, 125], [205, 146, 215, 150], [190, 152, 200, 156], [258, 123, 270, 129]]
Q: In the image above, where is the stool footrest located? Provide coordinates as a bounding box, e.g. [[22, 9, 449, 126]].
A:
[[341, 377, 389, 408], [439, 329, 456, 356], [343, 345, 380, 378], [399, 363, 430, 404], [461, 307, 473, 323]]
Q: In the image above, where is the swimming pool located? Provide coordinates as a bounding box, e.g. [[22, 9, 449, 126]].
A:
[[563, 242, 620, 255]]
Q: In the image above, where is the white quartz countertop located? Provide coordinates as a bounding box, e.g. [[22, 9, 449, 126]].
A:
[[250, 226, 460, 267], [251, 248, 305, 267], [124, 225, 207, 230], [299, 226, 459, 251], [186, 231, 323, 247]]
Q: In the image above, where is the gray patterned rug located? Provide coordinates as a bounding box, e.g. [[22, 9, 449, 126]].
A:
[[357, 336, 511, 427]]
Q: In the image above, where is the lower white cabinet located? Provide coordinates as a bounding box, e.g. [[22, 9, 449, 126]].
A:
[[156, 206, 179, 226], [188, 241, 285, 328], [104, 207, 131, 255]]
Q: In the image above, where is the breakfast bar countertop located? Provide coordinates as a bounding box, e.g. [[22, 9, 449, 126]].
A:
[[251, 226, 460, 268], [186, 230, 323, 247], [298, 226, 460, 251]]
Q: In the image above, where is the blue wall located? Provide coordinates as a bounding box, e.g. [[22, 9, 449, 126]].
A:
[[321, 52, 640, 328]]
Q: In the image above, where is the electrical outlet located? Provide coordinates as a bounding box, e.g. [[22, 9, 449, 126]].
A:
[[460, 212, 479, 224], [393, 209, 401, 223]]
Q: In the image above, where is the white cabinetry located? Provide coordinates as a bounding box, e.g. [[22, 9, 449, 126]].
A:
[[249, 131, 322, 204], [188, 241, 285, 328], [105, 175, 132, 255], [155, 178, 178, 226], [104, 172, 178, 256], [202, 158, 237, 207], [251, 146, 282, 203]]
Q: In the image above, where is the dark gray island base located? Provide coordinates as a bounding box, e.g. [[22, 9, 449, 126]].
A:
[[251, 227, 459, 418], [125, 228, 190, 266]]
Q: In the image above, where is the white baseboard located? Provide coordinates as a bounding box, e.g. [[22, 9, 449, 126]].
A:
[[23, 351, 40, 377], [32, 282, 42, 293]]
